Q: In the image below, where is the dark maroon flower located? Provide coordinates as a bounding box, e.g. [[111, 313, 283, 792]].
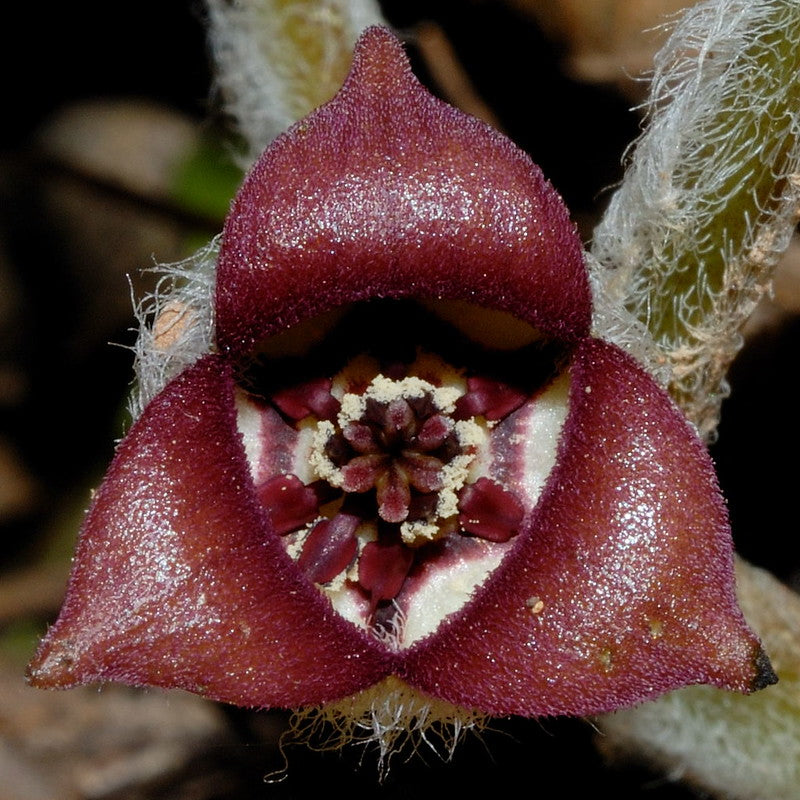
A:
[[28, 27, 773, 719]]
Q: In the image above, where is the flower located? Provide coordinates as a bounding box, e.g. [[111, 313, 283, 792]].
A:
[[28, 27, 774, 721]]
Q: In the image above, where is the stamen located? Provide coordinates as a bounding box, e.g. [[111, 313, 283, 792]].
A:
[[454, 376, 527, 421], [272, 377, 340, 421], [359, 537, 416, 615], [297, 513, 360, 584], [342, 422, 380, 453], [384, 398, 415, 437], [257, 474, 320, 535], [415, 414, 454, 451], [341, 454, 387, 493], [375, 463, 412, 523], [400, 452, 445, 493], [457, 477, 525, 542]]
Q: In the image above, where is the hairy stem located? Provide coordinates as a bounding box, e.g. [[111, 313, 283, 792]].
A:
[[592, 0, 800, 437], [205, 0, 385, 163]]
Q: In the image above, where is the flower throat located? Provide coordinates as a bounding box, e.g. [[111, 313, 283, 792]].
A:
[[237, 300, 568, 638]]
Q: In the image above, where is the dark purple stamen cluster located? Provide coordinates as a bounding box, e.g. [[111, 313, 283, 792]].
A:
[[259, 371, 526, 618], [333, 394, 458, 524]]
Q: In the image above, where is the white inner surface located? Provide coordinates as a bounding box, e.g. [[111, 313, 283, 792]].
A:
[[235, 369, 571, 649], [396, 372, 571, 647]]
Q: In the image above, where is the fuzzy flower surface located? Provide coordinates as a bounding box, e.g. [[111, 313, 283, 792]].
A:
[[28, 27, 773, 719]]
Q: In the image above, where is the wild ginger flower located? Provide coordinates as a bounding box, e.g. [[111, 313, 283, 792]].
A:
[[28, 27, 774, 725]]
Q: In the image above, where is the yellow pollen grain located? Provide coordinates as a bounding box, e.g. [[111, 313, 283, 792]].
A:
[[648, 618, 664, 639], [337, 374, 461, 425], [526, 596, 545, 614], [309, 420, 342, 486], [401, 518, 444, 546], [152, 300, 193, 352]]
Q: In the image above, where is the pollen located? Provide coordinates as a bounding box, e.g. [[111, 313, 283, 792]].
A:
[[526, 596, 545, 614], [152, 300, 194, 353], [308, 372, 487, 531], [247, 346, 539, 638]]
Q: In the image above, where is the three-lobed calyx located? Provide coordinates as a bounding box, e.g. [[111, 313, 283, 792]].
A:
[[28, 27, 774, 719]]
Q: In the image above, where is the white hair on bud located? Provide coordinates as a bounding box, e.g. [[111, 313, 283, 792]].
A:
[[596, 559, 800, 800], [128, 238, 218, 420], [591, 0, 800, 438], [205, 0, 386, 164], [586, 251, 672, 389], [283, 677, 489, 778]]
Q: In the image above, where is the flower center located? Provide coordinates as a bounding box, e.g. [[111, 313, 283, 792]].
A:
[[236, 300, 570, 644], [311, 375, 481, 539], [259, 358, 526, 610]]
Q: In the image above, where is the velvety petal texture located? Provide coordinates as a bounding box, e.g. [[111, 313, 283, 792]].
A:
[[216, 27, 591, 357], [29, 26, 773, 719], [29, 343, 769, 711], [28, 357, 391, 707], [400, 339, 768, 716]]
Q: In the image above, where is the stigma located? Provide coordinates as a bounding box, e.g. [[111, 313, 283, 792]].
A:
[[311, 371, 487, 538]]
